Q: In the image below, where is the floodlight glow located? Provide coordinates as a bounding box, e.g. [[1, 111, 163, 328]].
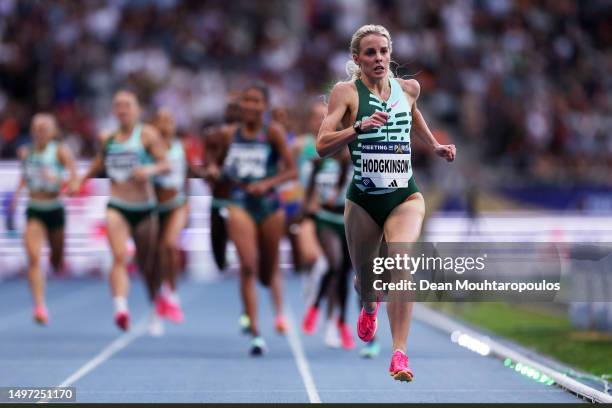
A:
[[450, 330, 491, 356]]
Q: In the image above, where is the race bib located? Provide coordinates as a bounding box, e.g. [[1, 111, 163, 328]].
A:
[[360, 142, 411, 189], [224, 144, 268, 180], [105, 151, 139, 183]]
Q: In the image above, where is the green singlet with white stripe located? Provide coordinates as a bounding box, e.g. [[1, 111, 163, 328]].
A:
[[346, 78, 420, 228]]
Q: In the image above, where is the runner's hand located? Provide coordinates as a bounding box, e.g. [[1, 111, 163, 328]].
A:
[[204, 164, 221, 182], [132, 166, 152, 182], [361, 111, 389, 132], [324, 194, 338, 208], [434, 144, 456, 162], [66, 178, 81, 196]]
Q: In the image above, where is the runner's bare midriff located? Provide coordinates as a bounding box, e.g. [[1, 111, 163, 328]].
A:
[[29, 191, 60, 201], [155, 186, 179, 204], [110, 179, 154, 204]]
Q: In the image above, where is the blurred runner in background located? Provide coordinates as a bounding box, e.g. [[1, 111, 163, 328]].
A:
[[203, 83, 297, 355], [11, 113, 78, 325], [75, 90, 169, 336], [301, 147, 355, 351], [153, 108, 189, 324]]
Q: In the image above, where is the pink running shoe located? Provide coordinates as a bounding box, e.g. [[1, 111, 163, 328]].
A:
[[33, 304, 49, 325], [337, 320, 355, 350], [357, 301, 380, 342], [156, 295, 184, 324], [155, 295, 167, 317], [275, 314, 287, 334], [389, 350, 414, 382], [114, 310, 130, 331], [302, 306, 319, 335], [164, 299, 184, 324]]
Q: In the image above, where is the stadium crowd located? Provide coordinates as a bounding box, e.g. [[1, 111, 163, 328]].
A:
[[0, 0, 610, 184]]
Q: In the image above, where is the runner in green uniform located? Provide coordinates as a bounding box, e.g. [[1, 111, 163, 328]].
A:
[[11, 113, 78, 325], [203, 83, 297, 355], [293, 102, 328, 304], [301, 148, 355, 350], [153, 108, 188, 324], [75, 90, 169, 335], [317, 25, 456, 381]]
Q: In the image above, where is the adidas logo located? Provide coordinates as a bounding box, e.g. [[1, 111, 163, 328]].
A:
[[389, 180, 398, 187]]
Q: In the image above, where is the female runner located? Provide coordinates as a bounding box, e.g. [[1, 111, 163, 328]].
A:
[[76, 90, 169, 334], [12, 113, 78, 324], [203, 83, 297, 355], [301, 148, 355, 350], [153, 107, 188, 324], [317, 25, 455, 381]]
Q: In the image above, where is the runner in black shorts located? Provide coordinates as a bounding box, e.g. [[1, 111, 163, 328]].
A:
[[75, 90, 170, 335], [153, 108, 188, 324], [301, 148, 355, 350], [203, 82, 297, 355], [11, 113, 78, 325]]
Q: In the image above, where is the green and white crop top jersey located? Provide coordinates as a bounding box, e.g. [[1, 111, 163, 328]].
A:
[[348, 78, 413, 194], [104, 124, 153, 183], [154, 139, 186, 192], [315, 157, 350, 208], [23, 141, 64, 193]]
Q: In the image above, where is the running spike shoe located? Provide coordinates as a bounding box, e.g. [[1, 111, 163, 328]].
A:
[[357, 301, 380, 342], [337, 320, 356, 350], [389, 349, 414, 382], [250, 336, 267, 356], [275, 314, 287, 335], [239, 313, 251, 334], [156, 295, 184, 324], [114, 310, 130, 332], [360, 340, 381, 358], [302, 306, 319, 335], [33, 304, 49, 325]]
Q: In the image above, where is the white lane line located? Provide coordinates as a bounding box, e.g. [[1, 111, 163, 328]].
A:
[[37, 318, 147, 404], [284, 303, 322, 404]]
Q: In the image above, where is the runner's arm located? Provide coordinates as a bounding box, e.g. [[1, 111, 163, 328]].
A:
[[57, 144, 79, 193], [402, 79, 456, 162], [201, 125, 231, 182], [264, 122, 297, 188], [140, 124, 171, 177], [186, 127, 210, 178], [316, 83, 355, 158], [317, 82, 389, 157], [79, 132, 109, 183], [10, 174, 26, 212], [12, 147, 28, 208]]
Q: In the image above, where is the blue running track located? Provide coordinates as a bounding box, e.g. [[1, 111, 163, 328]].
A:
[[0, 277, 581, 403]]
